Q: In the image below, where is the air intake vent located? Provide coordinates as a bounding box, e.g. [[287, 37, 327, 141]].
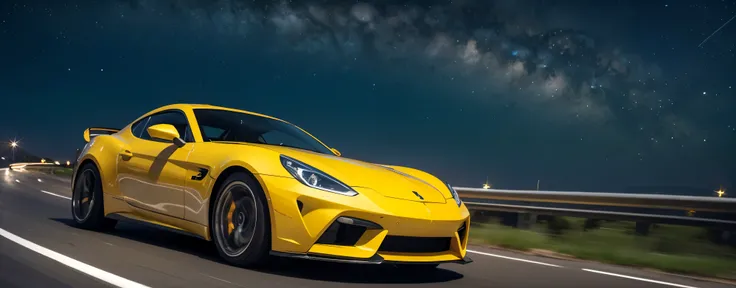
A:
[[379, 236, 451, 253], [315, 219, 367, 246], [457, 222, 467, 245]]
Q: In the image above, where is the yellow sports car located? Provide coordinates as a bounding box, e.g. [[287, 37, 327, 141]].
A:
[[72, 103, 471, 270]]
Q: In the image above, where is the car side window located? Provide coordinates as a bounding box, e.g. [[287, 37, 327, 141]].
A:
[[137, 111, 194, 142], [130, 117, 150, 138]]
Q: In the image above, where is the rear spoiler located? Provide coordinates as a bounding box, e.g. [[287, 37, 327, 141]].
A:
[[83, 127, 120, 143]]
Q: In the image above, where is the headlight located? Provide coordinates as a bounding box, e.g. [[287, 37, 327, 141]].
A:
[[280, 155, 357, 196], [446, 183, 461, 207]]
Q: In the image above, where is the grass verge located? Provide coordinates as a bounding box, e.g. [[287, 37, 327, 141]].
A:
[[51, 167, 74, 177], [469, 218, 736, 280]]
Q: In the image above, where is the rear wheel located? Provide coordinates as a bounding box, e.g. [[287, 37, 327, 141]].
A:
[[71, 163, 117, 231], [211, 172, 270, 268]]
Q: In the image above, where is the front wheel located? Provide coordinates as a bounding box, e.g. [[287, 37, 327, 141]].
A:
[[71, 163, 117, 231], [211, 172, 271, 268]]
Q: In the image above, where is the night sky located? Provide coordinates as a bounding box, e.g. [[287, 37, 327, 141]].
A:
[[1, 0, 734, 192]]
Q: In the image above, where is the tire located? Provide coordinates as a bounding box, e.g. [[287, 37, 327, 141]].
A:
[[211, 172, 271, 268], [71, 163, 117, 231]]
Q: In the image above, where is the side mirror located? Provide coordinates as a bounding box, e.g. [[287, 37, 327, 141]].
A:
[[147, 124, 186, 147], [330, 148, 342, 157]]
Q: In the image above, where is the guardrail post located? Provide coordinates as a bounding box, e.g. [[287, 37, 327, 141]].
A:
[[517, 213, 536, 229], [470, 210, 493, 224], [635, 221, 651, 236]]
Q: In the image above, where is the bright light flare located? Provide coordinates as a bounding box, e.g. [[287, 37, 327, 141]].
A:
[[10, 141, 18, 148], [716, 188, 726, 197]]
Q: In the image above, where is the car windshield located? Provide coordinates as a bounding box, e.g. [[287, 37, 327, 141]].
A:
[[192, 108, 333, 155]]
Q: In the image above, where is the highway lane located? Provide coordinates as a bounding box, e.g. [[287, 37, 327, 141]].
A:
[[0, 168, 733, 288]]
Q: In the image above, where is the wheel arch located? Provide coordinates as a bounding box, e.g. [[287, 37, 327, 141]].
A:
[[73, 134, 125, 195], [207, 165, 274, 246], [72, 156, 102, 190]]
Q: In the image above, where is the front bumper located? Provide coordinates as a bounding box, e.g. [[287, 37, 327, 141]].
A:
[[258, 175, 471, 264], [270, 250, 473, 265]]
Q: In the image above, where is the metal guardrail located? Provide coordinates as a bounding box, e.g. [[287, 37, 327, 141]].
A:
[[456, 187, 736, 228], [454, 187, 736, 213]]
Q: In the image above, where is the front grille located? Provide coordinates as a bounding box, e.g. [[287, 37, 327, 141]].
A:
[[378, 236, 451, 253]]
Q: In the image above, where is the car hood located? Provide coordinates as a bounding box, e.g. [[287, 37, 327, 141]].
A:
[[261, 145, 448, 204]]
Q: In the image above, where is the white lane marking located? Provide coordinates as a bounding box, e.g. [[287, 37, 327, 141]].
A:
[[582, 269, 698, 288], [467, 249, 563, 268], [203, 274, 234, 284], [40, 190, 72, 200], [0, 228, 151, 288]]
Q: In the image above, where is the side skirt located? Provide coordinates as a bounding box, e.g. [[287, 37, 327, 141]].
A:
[[106, 213, 208, 241]]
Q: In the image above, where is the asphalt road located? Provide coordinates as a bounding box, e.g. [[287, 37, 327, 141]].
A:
[[0, 168, 733, 288]]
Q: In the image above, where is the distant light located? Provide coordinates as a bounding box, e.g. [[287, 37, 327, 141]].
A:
[[716, 188, 726, 198], [482, 183, 491, 189], [1, 157, 4, 160], [703, 91, 707, 95], [10, 141, 17, 148], [54, 161, 60, 165], [41, 159, 46, 163], [66, 161, 70, 166]]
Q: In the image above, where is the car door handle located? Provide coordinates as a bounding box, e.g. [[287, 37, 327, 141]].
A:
[[119, 149, 133, 159]]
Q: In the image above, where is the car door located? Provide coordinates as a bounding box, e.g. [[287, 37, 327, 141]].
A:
[[116, 110, 195, 220]]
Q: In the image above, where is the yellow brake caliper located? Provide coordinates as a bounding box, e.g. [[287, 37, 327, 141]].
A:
[[227, 201, 236, 234]]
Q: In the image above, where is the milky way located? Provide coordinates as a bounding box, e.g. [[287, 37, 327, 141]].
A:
[[116, 0, 701, 146]]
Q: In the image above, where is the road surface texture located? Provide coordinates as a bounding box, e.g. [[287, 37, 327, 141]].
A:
[[0, 168, 732, 288]]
